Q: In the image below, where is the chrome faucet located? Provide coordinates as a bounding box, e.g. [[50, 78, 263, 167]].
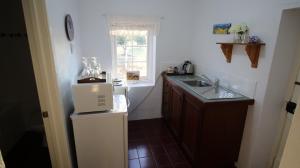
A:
[[201, 74, 219, 88]]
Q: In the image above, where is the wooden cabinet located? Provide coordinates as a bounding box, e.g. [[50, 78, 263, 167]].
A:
[[162, 75, 254, 168], [162, 76, 184, 139], [195, 103, 249, 168], [162, 77, 171, 122], [169, 85, 183, 138], [181, 92, 203, 162]]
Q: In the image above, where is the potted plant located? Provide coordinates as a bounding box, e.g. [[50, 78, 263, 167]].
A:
[[229, 23, 249, 43]]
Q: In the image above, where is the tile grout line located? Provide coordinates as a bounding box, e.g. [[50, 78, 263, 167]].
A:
[[129, 119, 192, 168], [146, 132, 159, 168]]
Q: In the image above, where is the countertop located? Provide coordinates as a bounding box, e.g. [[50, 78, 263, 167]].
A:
[[165, 74, 254, 104]]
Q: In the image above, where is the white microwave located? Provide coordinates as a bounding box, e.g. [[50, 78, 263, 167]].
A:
[[72, 83, 113, 113]]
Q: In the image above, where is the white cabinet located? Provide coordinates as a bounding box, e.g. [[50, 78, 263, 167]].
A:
[[71, 95, 128, 168]]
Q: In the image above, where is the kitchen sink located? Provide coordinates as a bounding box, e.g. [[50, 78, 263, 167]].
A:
[[182, 80, 211, 87]]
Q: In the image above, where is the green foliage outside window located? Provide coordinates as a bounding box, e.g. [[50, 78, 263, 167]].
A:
[[116, 35, 146, 46], [116, 36, 127, 46], [134, 36, 146, 45]]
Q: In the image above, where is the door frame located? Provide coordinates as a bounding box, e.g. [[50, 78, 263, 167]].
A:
[[271, 51, 300, 167], [270, 6, 300, 167], [22, 0, 72, 168], [279, 83, 300, 167]]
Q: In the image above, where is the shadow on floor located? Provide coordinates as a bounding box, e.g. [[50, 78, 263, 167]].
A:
[[4, 131, 51, 168]]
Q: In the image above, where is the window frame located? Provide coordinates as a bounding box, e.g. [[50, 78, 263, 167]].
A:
[[111, 30, 156, 86]]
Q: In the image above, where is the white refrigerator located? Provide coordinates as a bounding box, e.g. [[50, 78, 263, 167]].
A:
[[71, 95, 128, 168]]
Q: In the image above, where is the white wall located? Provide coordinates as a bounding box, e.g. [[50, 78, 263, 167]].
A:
[[191, 0, 300, 168], [78, 0, 195, 120], [45, 0, 82, 166]]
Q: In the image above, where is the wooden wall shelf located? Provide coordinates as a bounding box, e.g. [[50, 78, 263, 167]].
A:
[[216, 42, 265, 68]]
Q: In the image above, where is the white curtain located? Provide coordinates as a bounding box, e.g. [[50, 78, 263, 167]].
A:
[[107, 16, 160, 36]]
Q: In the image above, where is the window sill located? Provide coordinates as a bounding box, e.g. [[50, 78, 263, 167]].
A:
[[127, 81, 154, 88]]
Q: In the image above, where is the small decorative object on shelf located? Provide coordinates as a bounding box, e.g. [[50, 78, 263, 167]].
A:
[[229, 23, 249, 43], [249, 35, 260, 43]]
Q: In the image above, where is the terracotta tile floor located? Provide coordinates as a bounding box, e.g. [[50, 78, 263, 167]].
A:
[[128, 119, 192, 168]]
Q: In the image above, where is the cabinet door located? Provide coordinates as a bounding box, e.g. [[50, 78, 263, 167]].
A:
[[181, 93, 203, 162], [162, 78, 171, 122], [169, 85, 184, 138]]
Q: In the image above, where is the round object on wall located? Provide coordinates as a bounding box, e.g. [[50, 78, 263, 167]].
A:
[[65, 14, 74, 41]]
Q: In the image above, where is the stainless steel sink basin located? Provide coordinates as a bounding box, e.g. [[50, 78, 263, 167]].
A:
[[182, 80, 211, 87], [176, 77, 245, 100]]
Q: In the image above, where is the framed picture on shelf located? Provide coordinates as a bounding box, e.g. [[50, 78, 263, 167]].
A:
[[213, 23, 231, 34]]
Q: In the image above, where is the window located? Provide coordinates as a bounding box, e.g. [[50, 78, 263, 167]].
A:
[[108, 16, 159, 85]]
